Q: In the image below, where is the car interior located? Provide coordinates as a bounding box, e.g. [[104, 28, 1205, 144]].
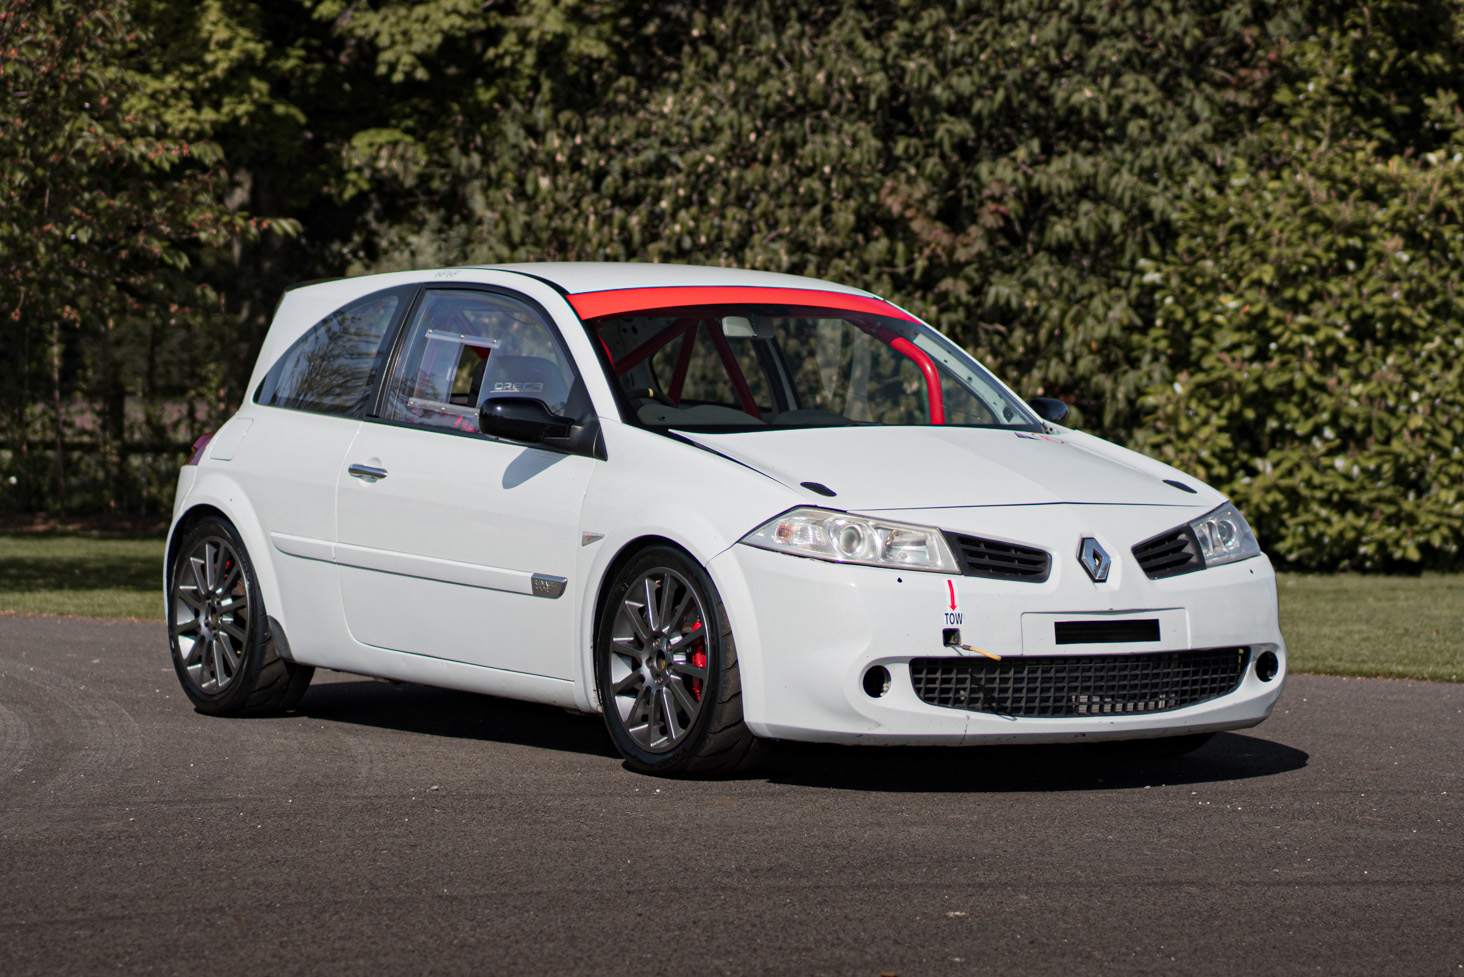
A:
[[588, 305, 1020, 430]]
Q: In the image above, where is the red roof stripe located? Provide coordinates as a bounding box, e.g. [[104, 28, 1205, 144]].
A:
[[566, 285, 920, 323]]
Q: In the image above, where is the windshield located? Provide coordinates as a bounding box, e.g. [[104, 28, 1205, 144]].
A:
[[587, 305, 1040, 431]]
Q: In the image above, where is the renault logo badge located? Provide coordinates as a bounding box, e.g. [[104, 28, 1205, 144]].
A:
[[1078, 537, 1111, 583]]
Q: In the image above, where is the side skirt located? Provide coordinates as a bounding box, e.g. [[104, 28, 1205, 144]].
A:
[[289, 637, 582, 710]]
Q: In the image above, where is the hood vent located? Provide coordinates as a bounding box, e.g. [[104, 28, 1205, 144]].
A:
[[945, 532, 1051, 582]]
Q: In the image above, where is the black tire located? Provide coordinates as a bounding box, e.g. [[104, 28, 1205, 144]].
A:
[[167, 517, 314, 716], [1095, 732, 1215, 759], [594, 545, 768, 777]]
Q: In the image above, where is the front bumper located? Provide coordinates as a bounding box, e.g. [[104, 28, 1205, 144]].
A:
[[709, 505, 1286, 745]]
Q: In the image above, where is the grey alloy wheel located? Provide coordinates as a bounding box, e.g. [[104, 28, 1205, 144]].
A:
[[595, 545, 768, 777], [605, 565, 710, 753], [172, 533, 251, 695], [166, 517, 313, 716]]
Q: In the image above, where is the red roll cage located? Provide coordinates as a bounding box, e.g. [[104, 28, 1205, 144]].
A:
[[569, 286, 945, 424]]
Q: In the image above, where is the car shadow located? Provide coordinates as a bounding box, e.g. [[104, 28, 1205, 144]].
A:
[[293, 679, 620, 759], [760, 733, 1309, 793], [289, 679, 1307, 790]]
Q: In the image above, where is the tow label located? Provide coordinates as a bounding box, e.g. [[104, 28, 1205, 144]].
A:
[[944, 579, 962, 626]]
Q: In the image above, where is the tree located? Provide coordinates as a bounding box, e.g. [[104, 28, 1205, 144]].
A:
[[337, 0, 1289, 440], [0, 0, 288, 512]]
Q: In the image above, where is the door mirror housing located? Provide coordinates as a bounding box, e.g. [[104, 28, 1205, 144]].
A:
[[1027, 397, 1070, 424], [479, 397, 574, 443], [479, 397, 605, 459]]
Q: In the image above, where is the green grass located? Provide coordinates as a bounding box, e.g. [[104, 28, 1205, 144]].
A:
[[0, 533, 165, 620], [1, 533, 1461, 682], [1278, 573, 1464, 682]]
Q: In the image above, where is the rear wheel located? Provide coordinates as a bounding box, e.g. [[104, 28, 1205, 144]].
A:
[[595, 546, 767, 776], [168, 517, 313, 715]]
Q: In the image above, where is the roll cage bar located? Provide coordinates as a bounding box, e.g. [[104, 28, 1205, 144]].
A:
[[590, 309, 945, 424]]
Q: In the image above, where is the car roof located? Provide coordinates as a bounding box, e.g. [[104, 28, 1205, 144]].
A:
[[278, 263, 881, 309], [251, 263, 912, 406], [483, 262, 876, 297]]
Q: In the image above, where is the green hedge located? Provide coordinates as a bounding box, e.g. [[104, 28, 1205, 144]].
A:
[[1138, 142, 1464, 570], [352, 0, 1287, 442], [6, 0, 1464, 571], [1136, 3, 1464, 569]]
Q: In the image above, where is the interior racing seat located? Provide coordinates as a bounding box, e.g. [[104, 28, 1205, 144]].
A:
[[472, 354, 571, 414]]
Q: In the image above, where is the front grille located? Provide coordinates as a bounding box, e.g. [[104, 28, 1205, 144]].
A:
[[909, 647, 1250, 717], [1132, 526, 1204, 579], [945, 532, 1051, 582], [1054, 619, 1161, 644]]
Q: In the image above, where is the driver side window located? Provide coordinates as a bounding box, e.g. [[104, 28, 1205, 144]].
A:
[[380, 289, 577, 434]]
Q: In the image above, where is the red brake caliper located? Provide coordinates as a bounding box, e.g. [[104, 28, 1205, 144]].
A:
[[689, 621, 706, 700]]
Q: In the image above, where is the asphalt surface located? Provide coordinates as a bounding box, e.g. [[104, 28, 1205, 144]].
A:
[[1, 614, 1460, 977]]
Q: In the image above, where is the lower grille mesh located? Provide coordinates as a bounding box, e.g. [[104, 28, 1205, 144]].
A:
[[909, 647, 1250, 717]]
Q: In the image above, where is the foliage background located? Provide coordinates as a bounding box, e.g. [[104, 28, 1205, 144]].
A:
[[2, 0, 1462, 571]]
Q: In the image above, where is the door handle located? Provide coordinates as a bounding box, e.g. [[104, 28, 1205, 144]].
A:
[[348, 463, 388, 481]]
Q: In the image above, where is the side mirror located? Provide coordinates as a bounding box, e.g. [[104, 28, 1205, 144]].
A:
[[1027, 397, 1070, 425], [479, 397, 574, 444], [478, 397, 607, 460]]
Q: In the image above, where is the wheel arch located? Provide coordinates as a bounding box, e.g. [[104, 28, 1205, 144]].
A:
[[582, 531, 769, 773], [165, 503, 231, 586], [164, 487, 282, 633]]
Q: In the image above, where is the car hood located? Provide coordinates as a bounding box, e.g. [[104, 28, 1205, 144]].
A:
[[678, 426, 1219, 511]]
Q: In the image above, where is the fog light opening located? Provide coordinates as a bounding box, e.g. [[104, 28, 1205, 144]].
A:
[[1255, 650, 1279, 682], [862, 665, 892, 698]]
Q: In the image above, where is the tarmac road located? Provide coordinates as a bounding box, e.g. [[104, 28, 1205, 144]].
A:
[[1, 613, 1461, 977]]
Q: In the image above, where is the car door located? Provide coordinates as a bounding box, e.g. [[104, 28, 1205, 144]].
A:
[[334, 286, 596, 679], [239, 286, 413, 647]]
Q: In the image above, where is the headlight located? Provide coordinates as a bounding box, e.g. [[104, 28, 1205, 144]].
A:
[[1189, 502, 1261, 567], [740, 507, 961, 573]]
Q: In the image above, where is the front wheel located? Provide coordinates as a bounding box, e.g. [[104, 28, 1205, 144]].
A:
[[167, 518, 313, 715], [594, 546, 767, 776]]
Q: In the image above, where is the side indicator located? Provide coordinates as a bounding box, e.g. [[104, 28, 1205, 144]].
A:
[[531, 574, 567, 599]]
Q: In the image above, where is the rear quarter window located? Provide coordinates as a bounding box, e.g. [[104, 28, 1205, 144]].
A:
[[254, 287, 411, 416]]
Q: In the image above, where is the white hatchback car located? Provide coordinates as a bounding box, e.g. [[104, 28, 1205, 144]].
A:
[[166, 263, 1286, 775]]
